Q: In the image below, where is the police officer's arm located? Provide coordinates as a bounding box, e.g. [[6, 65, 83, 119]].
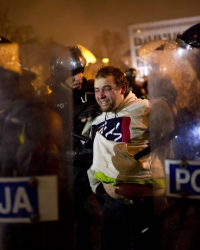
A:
[[72, 125, 97, 167]]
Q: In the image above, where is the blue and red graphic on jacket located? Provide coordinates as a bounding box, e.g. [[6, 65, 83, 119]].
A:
[[96, 116, 131, 142]]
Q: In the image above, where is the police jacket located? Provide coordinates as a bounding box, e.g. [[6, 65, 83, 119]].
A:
[[47, 77, 99, 168], [47, 78, 96, 136], [46, 77, 98, 194]]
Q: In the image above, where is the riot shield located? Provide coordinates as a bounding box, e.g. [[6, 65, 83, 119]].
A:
[[0, 43, 74, 250], [140, 40, 200, 249]]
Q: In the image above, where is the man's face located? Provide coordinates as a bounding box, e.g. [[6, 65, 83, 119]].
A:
[[65, 72, 83, 90], [94, 75, 125, 112]]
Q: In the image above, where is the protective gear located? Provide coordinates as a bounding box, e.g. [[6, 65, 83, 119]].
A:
[[139, 23, 200, 62], [46, 53, 96, 249], [77, 44, 96, 64], [125, 68, 137, 79], [49, 45, 86, 82], [125, 68, 145, 98], [138, 23, 200, 250], [73, 125, 97, 167], [78, 103, 101, 121], [0, 41, 74, 249], [73, 147, 93, 166], [66, 135, 94, 167], [176, 23, 200, 49]]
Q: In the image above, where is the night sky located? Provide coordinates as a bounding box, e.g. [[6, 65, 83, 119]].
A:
[[1, 0, 200, 52]]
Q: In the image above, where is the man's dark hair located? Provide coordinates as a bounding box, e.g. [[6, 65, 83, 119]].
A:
[[95, 66, 128, 94]]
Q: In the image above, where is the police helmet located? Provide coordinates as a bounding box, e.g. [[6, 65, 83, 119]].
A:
[[176, 23, 200, 49], [50, 45, 87, 81], [125, 68, 137, 79]]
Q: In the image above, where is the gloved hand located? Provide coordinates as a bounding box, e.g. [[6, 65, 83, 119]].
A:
[[82, 137, 93, 149], [66, 146, 93, 168], [79, 103, 101, 122], [74, 146, 93, 164], [73, 134, 94, 166], [69, 125, 97, 167]]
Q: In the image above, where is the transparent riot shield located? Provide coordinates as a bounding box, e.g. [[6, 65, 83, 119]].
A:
[[0, 43, 74, 250], [140, 41, 200, 249]]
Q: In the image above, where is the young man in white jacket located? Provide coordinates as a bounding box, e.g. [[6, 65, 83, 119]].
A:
[[84, 66, 166, 250]]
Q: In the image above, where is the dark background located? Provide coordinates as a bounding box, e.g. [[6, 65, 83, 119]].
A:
[[1, 0, 200, 51]]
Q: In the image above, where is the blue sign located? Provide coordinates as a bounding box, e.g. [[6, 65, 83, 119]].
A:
[[165, 159, 200, 199], [0, 176, 58, 223], [0, 181, 38, 219]]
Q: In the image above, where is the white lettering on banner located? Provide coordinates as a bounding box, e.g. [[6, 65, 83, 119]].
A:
[[0, 187, 33, 215], [105, 122, 122, 141], [176, 169, 190, 190], [105, 127, 116, 137], [191, 169, 200, 192], [99, 121, 107, 134], [113, 123, 122, 141], [0, 187, 11, 214]]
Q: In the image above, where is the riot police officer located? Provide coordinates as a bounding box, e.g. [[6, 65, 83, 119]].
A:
[[176, 23, 200, 49], [0, 38, 73, 249], [45, 45, 99, 250], [125, 68, 147, 98], [138, 22, 200, 250]]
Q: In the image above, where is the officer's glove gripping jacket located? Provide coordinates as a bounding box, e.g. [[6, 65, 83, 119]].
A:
[[74, 146, 93, 165], [78, 103, 101, 121]]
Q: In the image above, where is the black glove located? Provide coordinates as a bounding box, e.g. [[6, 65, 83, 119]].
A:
[[65, 146, 93, 168], [78, 103, 101, 121], [82, 137, 93, 149], [70, 125, 97, 167], [74, 147, 93, 164]]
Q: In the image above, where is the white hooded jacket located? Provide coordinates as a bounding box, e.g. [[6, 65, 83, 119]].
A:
[[83, 91, 165, 194]]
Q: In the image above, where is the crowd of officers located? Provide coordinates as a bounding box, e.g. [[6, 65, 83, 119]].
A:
[[0, 22, 200, 250]]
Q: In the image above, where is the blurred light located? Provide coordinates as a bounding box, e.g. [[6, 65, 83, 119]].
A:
[[77, 44, 96, 65], [124, 60, 129, 65], [141, 227, 149, 233], [0, 43, 21, 74], [177, 47, 185, 56], [102, 58, 109, 64], [137, 29, 141, 34]]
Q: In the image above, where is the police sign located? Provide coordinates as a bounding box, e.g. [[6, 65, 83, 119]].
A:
[[165, 159, 200, 199], [0, 175, 58, 223]]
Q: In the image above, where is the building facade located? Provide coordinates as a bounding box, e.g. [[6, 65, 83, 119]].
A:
[[128, 16, 200, 78]]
